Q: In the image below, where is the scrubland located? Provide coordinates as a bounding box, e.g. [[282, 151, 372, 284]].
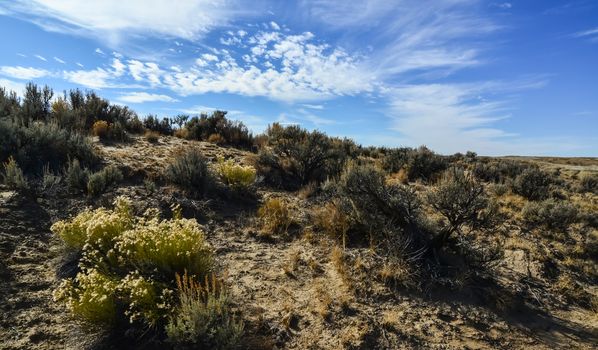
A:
[[1, 84, 597, 349]]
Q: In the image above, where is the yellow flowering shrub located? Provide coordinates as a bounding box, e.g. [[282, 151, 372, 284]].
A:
[[115, 217, 214, 277], [216, 158, 256, 191], [51, 196, 214, 328], [53, 268, 118, 324]]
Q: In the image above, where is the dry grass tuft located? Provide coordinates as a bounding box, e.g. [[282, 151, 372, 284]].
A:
[[258, 198, 292, 237]]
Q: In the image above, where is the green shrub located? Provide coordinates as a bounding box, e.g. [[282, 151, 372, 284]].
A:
[[472, 159, 529, 183], [165, 149, 214, 196], [216, 158, 256, 191], [166, 272, 243, 349], [427, 168, 498, 246], [255, 123, 352, 189], [1, 156, 28, 190], [381, 146, 447, 182], [521, 199, 578, 231], [51, 197, 215, 329], [512, 167, 551, 201], [0, 119, 98, 174], [336, 163, 422, 245], [64, 158, 90, 192], [185, 111, 253, 149], [87, 165, 123, 196]]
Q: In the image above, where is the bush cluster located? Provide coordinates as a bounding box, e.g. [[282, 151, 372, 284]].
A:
[[427, 168, 499, 247], [333, 163, 423, 247], [52, 198, 239, 347], [472, 159, 529, 183], [255, 123, 354, 189], [144, 115, 173, 135], [512, 166, 552, 201], [0, 119, 98, 174], [382, 146, 447, 182], [184, 111, 253, 149], [521, 199, 578, 231]]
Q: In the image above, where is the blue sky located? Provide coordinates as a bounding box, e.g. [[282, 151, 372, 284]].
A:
[[0, 0, 596, 156]]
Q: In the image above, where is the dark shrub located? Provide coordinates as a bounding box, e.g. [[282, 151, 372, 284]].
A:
[[335, 163, 423, 246], [521, 199, 578, 231], [512, 167, 552, 200], [165, 149, 214, 196], [579, 173, 598, 194], [427, 168, 498, 246], [20, 83, 53, 125], [184, 111, 253, 149], [144, 115, 173, 135], [382, 146, 447, 182], [87, 165, 123, 196], [382, 147, 412, 174], [255, 123, 352, 189], [406, 146, 447, 182], [473, 159, 529, 183], [0, 87, 20, 120], [0, 120, 98, 174], [64, 158, 90, 193], [126, 115, 145, 134]]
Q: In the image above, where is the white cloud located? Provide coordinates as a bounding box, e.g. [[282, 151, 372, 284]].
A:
[[118, 92, 178, 103], [302, 104, 324, 110], [0, 66, 50, 80], [62, 68, 115, 89], [201, 53, 219, 62], [34, 54, 47, 61], [76, 62, 84, 67], [127, 60, 162, 85], [159, 30, 373, 102], [95, 48, 105, 55], [270, 21, 280, 30], [493, 2, 512, 9], [54, 56, 66, 64], [2, 0, 259, 47], [17, 53, 27, 57]]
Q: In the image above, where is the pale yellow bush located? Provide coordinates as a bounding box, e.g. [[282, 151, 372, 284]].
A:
[[217, 158, 256, 191], [52, 197, 215, 328], [53, 268, 118, 324]]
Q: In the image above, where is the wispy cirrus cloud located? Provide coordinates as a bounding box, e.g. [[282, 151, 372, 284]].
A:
[[572, 27, 598, 42], [0, 0, 259, 48]]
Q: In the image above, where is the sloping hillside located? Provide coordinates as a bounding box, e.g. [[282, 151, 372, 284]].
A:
[[1, 135, 596, 349]]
